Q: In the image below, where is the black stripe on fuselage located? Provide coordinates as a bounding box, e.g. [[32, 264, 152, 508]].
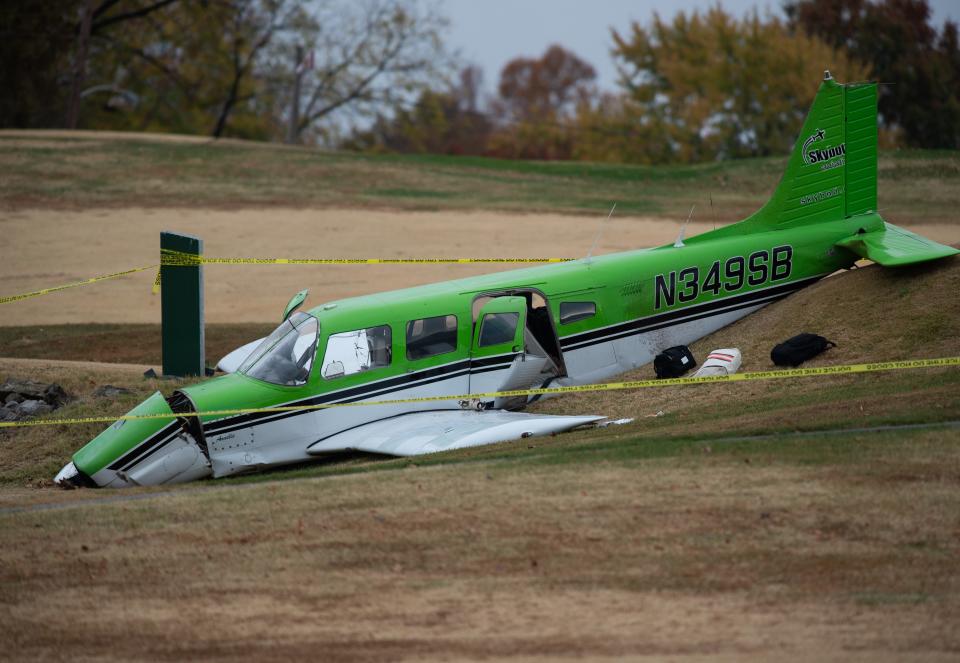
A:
[[559, 275, 823, 351], [107, 422, 180, 472], [566, 289, 788, 350]]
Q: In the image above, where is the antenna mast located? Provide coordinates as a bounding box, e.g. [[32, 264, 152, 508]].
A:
[[673, 205, 695, 248], [586, 203, 617, 263]]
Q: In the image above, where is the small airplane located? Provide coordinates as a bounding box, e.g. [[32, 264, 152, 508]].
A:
[[55, 72, 958, 488]]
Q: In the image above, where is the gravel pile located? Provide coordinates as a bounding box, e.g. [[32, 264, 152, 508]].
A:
[[0, 378, 70, 421]]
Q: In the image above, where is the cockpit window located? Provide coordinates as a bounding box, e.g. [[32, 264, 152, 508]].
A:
[[239, 312, 319, 386], [321, 325, 392, 379]]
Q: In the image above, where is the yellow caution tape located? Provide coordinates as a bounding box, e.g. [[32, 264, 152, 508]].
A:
[[2, 252, 575, 304], [159, 249, 575, 266], [1, 356, 956, 429], [0, 265, 159, 305]]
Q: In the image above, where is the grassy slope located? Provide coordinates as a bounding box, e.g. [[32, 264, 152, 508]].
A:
[[1, 258, 957, 488], [0, 323, 274, 367], [2, 132, 958, 223]]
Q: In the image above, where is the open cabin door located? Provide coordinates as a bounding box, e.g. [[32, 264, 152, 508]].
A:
[[469, 295, 560, 409]]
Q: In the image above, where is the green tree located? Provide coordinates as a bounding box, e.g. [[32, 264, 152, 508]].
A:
[[3, 0, 450, 142], [785, 0, 960, 148], [610, 7, 870, 163], [81, 0, 289, 138], [0, 0, 76, 128]]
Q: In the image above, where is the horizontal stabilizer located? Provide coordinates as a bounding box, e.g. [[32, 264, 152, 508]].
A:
[[835, 223, 958, 267], [306, 410, 603, 457]]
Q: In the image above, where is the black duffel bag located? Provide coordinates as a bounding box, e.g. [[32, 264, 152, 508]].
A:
[[654, 345, 697, 378], [770, 333, 836, 367]]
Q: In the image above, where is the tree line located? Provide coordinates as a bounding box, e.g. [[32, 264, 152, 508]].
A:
[[2, 0, 958, 163]]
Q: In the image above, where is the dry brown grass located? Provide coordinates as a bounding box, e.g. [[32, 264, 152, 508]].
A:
[[0, 323, 275, 365], [1, 430, 959, 661]]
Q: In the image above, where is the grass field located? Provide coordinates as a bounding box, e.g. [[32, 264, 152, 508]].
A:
[[2, 132, 959, 223], [1, 131, 959, 660], [2, 424, 959, 660], [0, 323, 274, 366]]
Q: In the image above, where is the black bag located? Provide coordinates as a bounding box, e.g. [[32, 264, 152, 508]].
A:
[[770, 333, 836, 367], [654, 345, 697, 378]]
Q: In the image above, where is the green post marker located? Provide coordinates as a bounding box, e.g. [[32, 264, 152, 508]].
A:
[[160, 231, 205, 376]]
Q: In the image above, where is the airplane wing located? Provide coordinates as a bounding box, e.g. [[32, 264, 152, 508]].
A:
[[836, 222, 959, 267], [305, 410, 604, 457]]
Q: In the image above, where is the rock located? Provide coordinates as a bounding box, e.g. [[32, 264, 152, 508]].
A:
[[19, 400, 53, 417], [0, 378, 49, 402], [0, 406, 19, 422], [93, 385, 134, 398], [0, 379, 70, 407], [42, 383, 70, 407]]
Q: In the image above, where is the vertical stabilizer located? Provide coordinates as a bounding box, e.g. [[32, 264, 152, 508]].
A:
[[843, 82, 878, 217], [702, 73, 878, 239]]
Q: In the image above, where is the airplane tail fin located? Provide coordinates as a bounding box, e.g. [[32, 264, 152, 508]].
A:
[[698, 71, 958, 265], [732, 71, 877, 233]]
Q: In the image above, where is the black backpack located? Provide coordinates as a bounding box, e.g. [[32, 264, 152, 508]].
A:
[[770, 333, 836, 367], [654, 345, 697, 378]]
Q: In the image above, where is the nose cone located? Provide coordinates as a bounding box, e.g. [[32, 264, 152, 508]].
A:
[[53, 460, 98, 488], [54, 461, 78, 484], [66, 391, 180, 488]]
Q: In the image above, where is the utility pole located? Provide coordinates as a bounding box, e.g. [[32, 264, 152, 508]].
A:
[[286, 45, 304, 144], [66, 0, 95, 129]]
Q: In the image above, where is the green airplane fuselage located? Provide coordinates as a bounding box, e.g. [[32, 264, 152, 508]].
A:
[[62, 76, 958, 487]]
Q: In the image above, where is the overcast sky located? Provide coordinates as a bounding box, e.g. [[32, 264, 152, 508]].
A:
[[444, 0, 960, 94]]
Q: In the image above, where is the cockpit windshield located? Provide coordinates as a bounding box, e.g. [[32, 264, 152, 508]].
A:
[[238, 312, 319, 386]]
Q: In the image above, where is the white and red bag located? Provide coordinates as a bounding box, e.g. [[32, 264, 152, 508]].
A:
[[691, 348, 742, 377]]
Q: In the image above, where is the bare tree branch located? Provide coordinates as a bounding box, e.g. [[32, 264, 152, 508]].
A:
[[285, 0, 451, 141], [91, 0, 179, 35]]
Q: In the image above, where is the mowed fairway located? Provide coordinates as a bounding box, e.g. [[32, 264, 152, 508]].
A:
[[3, 427, 959, 661], [1, 132, 959, 660]]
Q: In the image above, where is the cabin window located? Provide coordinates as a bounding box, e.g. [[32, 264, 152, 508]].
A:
[[321, 325, 392, 379], [406, 315, 458, 360], [478, 312, 519, 347], [239, 312, 319, 386], [559, 301, 596, 325]]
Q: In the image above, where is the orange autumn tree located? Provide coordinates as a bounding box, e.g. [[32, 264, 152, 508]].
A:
[[580, 7, 870, 164], [488, 45, 597, 160]]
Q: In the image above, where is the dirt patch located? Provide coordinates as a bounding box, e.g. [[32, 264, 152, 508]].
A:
[[0, 129, 222, 145], [3, 207, 959, 327], [0, 207, 715, 325]]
